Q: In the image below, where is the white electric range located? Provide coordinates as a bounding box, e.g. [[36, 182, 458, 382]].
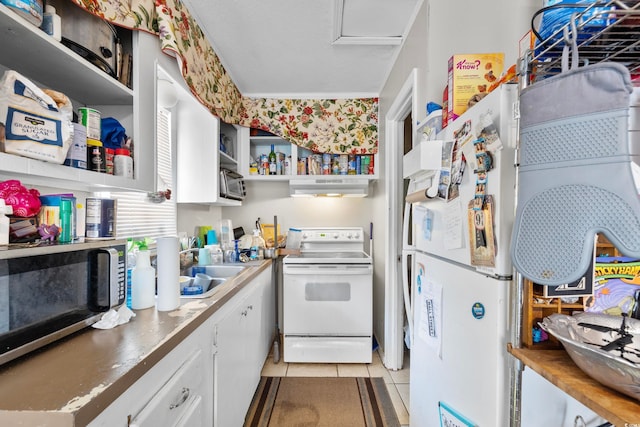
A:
[[282, 227, 373, 363]]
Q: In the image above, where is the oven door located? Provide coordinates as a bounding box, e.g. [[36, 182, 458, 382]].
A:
[[283, 263, 372, 335]]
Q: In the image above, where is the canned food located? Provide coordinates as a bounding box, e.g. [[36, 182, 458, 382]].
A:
[[85, 198, 116, 239], [78, 107, 101, 140]]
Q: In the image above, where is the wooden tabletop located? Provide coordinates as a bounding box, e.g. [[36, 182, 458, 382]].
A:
[[508, 345, 640, 426]]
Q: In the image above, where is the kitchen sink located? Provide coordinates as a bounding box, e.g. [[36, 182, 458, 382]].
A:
[[202, 265, 246, 278], [180, 265, 246, 299]]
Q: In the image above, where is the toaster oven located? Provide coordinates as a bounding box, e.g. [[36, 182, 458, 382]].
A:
[[219, 169, 246, 201]]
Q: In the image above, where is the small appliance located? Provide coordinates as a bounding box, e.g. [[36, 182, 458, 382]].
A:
[[219, 168, 246, 201], [0, 240, 127, 366]]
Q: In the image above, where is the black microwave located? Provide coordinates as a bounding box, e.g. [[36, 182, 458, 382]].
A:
[[0, 240, 126, 366]]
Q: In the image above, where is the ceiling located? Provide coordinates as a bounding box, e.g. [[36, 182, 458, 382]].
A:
[[181, 0, 422, 98]]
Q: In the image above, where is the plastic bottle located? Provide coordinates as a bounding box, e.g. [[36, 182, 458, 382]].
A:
[[114, 148, 133, 178], [58, 199, 72, 243], [41, 5, 61, 42], [250, 229, 266, 261], [268, 144, 277, 175], [126, 239, 136, 309], [208, 244, 223, 264], [0, 199, 12, 245], [131, 249, 155, 310]]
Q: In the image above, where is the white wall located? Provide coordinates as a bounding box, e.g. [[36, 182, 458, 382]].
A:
[[177, 204, 222, 238], [220, 181, 376, 243]]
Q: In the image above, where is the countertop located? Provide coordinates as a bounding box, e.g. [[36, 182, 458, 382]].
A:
[[508, 344, 640, 426], [0, 260, 271, 426]]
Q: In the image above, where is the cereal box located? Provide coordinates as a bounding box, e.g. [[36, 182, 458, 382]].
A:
[[447, 53, 504, 122]]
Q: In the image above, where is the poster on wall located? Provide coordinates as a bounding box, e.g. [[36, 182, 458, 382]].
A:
[[438, 401, 478, 427]]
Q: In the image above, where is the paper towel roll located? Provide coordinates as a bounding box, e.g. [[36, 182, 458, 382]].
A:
[[156, 236, 181, 311], [406, 187, 438, 204]]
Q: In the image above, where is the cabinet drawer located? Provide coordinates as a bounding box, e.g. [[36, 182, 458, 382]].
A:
[[130, 349, 204, 427]]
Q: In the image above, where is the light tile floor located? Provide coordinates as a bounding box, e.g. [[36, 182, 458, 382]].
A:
[[260, 349, 410, 426]]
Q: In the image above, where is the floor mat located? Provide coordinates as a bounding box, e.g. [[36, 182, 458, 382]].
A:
[[244, 376, 401, 427]]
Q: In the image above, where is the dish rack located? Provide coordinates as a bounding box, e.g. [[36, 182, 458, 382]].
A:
[[522, 0, 640, 84]]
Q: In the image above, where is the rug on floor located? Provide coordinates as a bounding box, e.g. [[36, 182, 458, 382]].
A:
[[244, 376, 401, 427]]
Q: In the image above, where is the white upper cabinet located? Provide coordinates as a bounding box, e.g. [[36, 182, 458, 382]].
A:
[[0, 4, 155, 192]]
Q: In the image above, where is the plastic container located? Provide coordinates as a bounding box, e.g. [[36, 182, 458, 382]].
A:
[[131, 250, 155, 310], [250, 229, 265, 261], [114, 148, 133, 178], [41, 5, 61, 41], [207, 244, 223, 264], [219, 218, 233, 253], [58, 199, 72, 243], [104, 148, 114, 175], [0, 199, 12, 245], [286, 227, 302, 250]]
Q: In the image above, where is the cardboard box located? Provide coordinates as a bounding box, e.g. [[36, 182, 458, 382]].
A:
[[447, 53, 504, 122], [38, 194, 77, 240]]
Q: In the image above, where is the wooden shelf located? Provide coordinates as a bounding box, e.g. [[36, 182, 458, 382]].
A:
[[509, 345, 640, 426]]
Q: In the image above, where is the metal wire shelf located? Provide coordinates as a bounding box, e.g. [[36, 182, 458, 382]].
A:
[[524, 0, 640, 83]]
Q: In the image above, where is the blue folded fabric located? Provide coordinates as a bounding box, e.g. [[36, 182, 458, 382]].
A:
[[101, 117, 128, 149]]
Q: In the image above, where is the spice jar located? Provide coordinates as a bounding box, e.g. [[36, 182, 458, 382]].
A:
[[114, 148, 133, 178]]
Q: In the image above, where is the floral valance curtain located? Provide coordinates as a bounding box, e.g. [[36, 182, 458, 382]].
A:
[[72, 0, 378, 154]]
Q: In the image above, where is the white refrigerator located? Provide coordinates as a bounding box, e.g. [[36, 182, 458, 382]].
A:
[[404, 84, 518, 427]]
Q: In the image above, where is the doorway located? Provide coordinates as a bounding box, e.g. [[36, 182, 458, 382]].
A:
[[383, 68, 421, 371]]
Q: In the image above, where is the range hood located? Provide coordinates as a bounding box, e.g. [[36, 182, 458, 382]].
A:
[[289, 178, 370, 197]]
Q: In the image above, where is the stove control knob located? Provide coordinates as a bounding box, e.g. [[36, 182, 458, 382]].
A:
[[333, 233, 339, 239], [346, 233, 353, 239]]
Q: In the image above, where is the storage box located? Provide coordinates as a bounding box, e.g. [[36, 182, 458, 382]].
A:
[[8, 216, 39, 243], [447, 53, 504, 122], [38, 194, 77, 240]]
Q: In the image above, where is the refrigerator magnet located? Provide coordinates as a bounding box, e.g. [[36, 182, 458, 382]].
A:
[[471, 302, 485, 319]]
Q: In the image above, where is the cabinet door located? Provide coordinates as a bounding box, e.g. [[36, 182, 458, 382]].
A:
[[176, 100, 220, 203], [214, 294, 253, 427], [214, 267, 273, 426]]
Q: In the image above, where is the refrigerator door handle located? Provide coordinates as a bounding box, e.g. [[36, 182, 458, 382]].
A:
[[401, 248, 413, 345], [401, 201, 414, 345]]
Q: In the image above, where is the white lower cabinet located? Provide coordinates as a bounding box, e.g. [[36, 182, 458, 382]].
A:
[[89, 318, 214, 427], [214, 267, 274, 427], [89, 265, 273, 427]]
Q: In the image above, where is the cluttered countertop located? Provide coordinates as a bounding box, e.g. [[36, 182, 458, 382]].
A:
[[0, 259, 271, 426]]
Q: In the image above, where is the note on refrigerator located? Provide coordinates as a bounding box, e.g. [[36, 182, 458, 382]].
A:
[[418, 277, 443, 359], [444, 199, 464, 250]]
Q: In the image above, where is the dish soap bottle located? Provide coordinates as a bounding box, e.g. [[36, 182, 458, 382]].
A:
[[131, 249, 155, 309]]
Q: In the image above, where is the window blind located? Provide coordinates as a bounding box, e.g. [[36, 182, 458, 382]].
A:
[[105, 107, 176, 240]]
